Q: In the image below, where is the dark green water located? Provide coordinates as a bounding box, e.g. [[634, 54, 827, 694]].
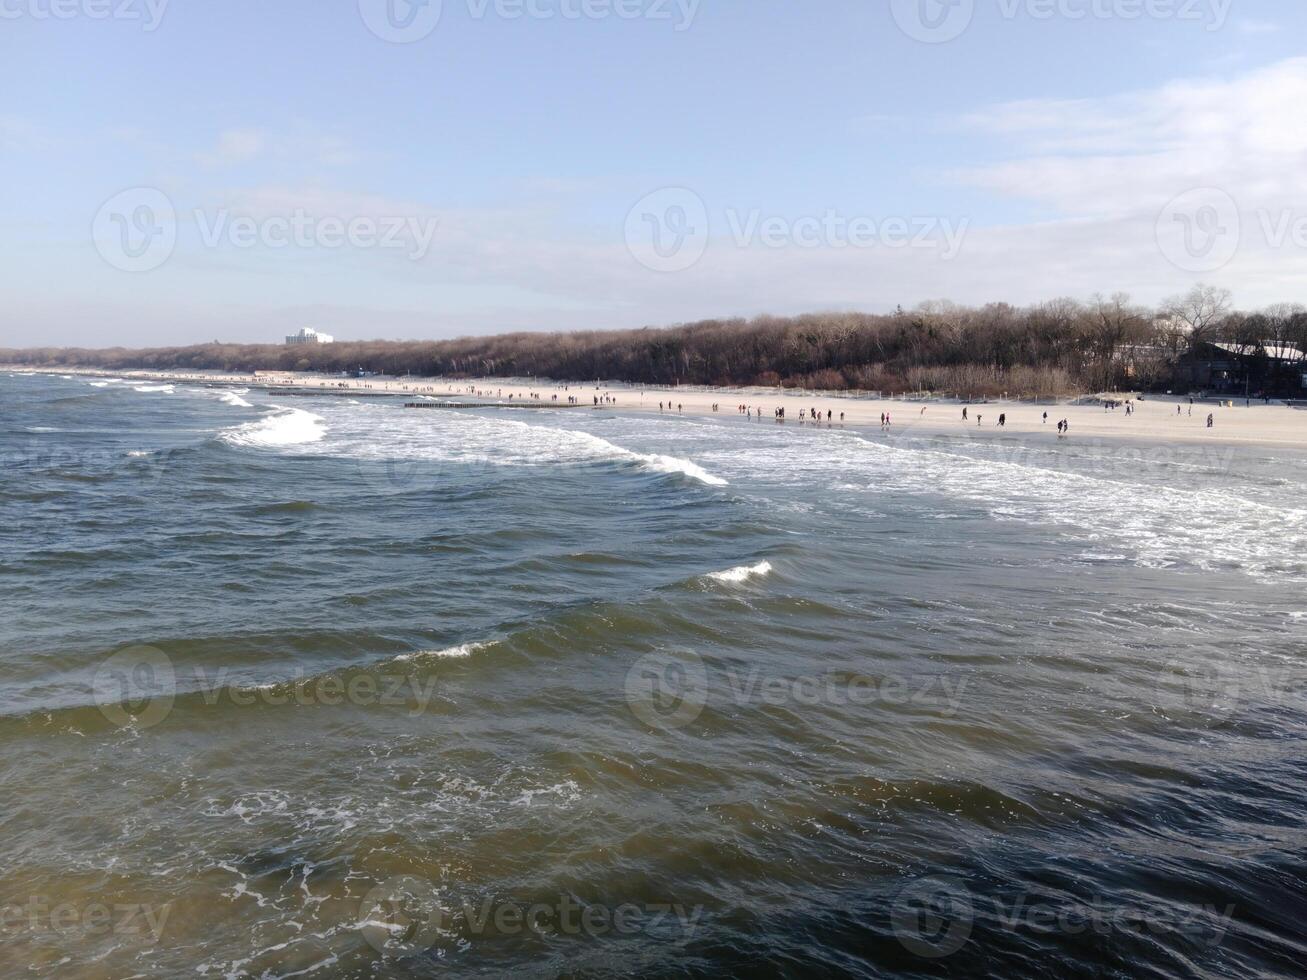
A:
[[2, 372, 1306, 978]]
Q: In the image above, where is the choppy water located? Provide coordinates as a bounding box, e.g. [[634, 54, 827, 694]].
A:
[[2, 372, 1306, 978]]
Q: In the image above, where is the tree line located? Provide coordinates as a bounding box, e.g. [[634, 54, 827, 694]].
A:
[[5, 287, 1305, 398]]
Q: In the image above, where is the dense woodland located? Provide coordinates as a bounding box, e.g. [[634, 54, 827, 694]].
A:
[[6, 287, 1306, 398]]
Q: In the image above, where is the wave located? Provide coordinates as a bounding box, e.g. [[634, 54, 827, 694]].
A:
[[318, 410, 728, 487], [218, 390, 254, 408], [825, 431, 1307, 582], [640, 452, 728, 486], [88, 382, 112, 388], [133, 384, 175, 393], [706, 560, 773, 584], [219, 407, 326, 449], [394, 642, 489, 662]]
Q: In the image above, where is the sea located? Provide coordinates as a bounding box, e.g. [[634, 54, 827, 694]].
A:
[[2, 370, 1306, 978]]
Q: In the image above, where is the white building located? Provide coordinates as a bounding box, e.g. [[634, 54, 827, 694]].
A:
[[285, 327, 334, 345]]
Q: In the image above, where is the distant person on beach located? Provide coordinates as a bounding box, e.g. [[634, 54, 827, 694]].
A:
[[962, 407, 968, 421], [1043, 412, 1048, 424], [1207, 413, 1214, 428], [998, 413, 1006, 427]]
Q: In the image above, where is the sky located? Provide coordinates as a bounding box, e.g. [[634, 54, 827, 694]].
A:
[[2, 0, 1307, 347]]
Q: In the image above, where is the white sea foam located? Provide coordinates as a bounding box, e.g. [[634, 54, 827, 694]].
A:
[[640, 452, 729, 486], [217, 390, 254, 408], [470, 419, 729, 486], [707, 560, 773, 584], [735, 427, 1307, 582], [133, 384, 174, 393], [88, 382, 111, 388], [397, 642, 487, 662], [219, 407, 326, 448], [316, 409, 728, 487]]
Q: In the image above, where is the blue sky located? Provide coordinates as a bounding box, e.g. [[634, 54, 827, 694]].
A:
[[3, 0, 1306, 346]]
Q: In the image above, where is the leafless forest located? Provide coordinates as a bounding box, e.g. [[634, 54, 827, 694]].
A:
[[6, 288, 1304, 397]]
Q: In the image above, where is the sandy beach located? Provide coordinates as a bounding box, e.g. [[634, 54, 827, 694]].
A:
[[8, 365, 1306, 451]]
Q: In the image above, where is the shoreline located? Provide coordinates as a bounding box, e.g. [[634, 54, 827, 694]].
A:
[[6, 364, 1306, 452]]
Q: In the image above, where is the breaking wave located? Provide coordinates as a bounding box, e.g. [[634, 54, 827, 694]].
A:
[[705, 560, 774, 584], [219, 407, 326, 449]]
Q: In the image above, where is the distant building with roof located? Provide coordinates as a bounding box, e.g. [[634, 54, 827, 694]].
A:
[[286, 327, 334, 345], [1181, 340, 1307, 397]]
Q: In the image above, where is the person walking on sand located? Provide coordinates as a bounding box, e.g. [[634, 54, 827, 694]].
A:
[[998, 413, 1006, 428], [1207, 413, 1214, 429], [962, 407, 968, 421], [1043, 411, 1048, 424]]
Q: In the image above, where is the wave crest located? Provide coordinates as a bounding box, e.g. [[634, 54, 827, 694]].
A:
[[706, 560, 773, 584], [219, 407, 326, 448]]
